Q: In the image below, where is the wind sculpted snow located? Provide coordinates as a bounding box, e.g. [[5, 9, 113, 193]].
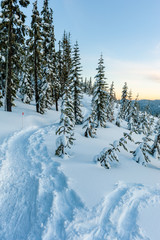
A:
[[0, 97, 160, 240]]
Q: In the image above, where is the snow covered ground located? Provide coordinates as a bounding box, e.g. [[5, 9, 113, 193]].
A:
[[0, 96, 160, 240]]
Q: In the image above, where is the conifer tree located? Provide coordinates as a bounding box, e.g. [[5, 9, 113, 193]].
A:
[[72, 41, 83, 124], [107, 81, 115, 122], [27, 0, 44, 113], [55, 84, 75, 157], [0, 0, 30, 111], [92, 54, 108, 127], [125, 89, 132, 121], [132, 136, 151, 166], [41, 0, 56, 109], [154, 117, 160, 134], [61, 31, 72, 94], [83, 111, 97, 138], [47, 8, 59, 111], [56, 41, 63, 97], [119, 82, 128, 119], [19, 44, 34, 104], [150, 133, 160, 159], [88, 77, 93, 95]]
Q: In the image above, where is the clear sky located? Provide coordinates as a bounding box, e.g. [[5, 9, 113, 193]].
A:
[[25, 0, 160, 99]]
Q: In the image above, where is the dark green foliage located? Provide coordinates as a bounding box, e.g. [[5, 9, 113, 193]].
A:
[[0, 0, 30, 111], [55, 88, 75, 157], [72, 41, 83, 124], [119, 82, 128, 120], [27, 0, 43, 113], [106, 81, 115, 122], [92, 54, 108, 128]]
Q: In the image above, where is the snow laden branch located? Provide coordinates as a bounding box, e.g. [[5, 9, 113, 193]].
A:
[[95, 132, 134, 169]]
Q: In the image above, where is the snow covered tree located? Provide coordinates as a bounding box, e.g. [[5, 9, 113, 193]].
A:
[[55, 86, 75, 157], [119, 82, 128, 120], [56, 41, 63, 98], [19, 44, 34, 104], [106, 81, 115, 122], [127, 95, 140, 133], [95, 132, 134, 169], [125, 90, 132, 121], [95, 141, 119, 169], [139, 111, 151, 135], [61, 31, 72, 95], [150, 133, 160, 159], [72, 41, 83, 124], [27, 1, 44, 113], [92, 54, 108, 127], [154, 117, 160, 134], [88, 77, 93, 95], [83, 112, 97, 138], [46, 8, 59, 111], [0, 0, 30, 111], [132, 136, 152, 165], [41, 0, 56, 110]]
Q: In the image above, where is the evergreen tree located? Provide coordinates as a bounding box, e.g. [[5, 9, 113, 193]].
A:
[[41, 0, 55, 109], [125, 89, 132, 121], [132, 136, 151, 166], [19, 44, 34, 104], [61, 31, 72, 94], [88, 77, 93, 95], [154, 117, 160, 134], [106, 81, 115, 122], [83, 112, 97, 138], [92, 54, 108, 127], [127, 95, 139, 132], [56, 40, 63, 97], [0, 0, 30, 111], [27, 0, 44, 113], [55, 85, 75, 157], [72, 41, 83, 124], [47, 8, 59, 111], [119, 82, 128, 119], [150, 133, 160, 159]]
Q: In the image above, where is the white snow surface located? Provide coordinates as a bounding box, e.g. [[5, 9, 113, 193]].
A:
[[0, 96, 160, 240]]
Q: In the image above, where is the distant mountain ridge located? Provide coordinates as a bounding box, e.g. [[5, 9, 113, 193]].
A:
[[138, 99, 160, 116]]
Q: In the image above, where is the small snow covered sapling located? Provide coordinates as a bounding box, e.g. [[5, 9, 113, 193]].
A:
[[95, 140, 119, 169], [150, 133, 160, 159], [132, 135, 152, 166], [83, 114, 97, 138], [95, 132, 134, 169]]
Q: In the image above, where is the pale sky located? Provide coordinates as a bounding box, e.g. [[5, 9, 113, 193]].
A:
[[24, 0, 160, 99]]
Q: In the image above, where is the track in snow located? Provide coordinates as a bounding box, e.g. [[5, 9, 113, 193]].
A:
[[0, 126, 159, 240]]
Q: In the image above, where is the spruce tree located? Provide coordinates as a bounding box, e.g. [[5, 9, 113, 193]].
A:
[[83, 111, 97, 138], [55, 82, 75, 157], [0, 0, 30, 111], [27, 0, 44, 113], [92, 54, 108, 127], [72, 41, 83, 124], [150, 133, 160, 159], [119, 82, 128, 119], [61, 31, 72, 94], [19, 44, 34, 104], [41, 0, 55, 110], [107, 81, 115, 122]]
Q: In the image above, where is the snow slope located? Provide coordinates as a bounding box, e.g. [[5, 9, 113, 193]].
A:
[[0, 97, 160, 240]]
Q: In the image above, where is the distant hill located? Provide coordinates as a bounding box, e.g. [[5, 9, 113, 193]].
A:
[[138, 100, 160, 116]]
